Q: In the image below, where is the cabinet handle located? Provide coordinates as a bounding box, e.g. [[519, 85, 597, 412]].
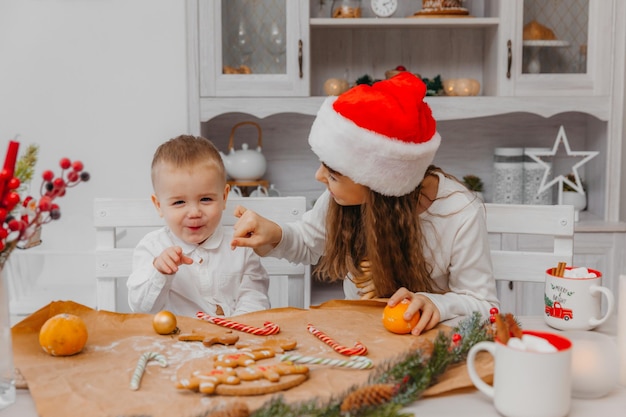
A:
[[507, 40, 512, 79], [298, 39, 303, 78]]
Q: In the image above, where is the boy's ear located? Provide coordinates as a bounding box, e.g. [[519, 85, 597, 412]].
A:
[[222, 184, 230, 210], [151, 194, 163, 217]]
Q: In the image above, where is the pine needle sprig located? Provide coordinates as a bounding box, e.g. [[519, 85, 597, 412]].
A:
[[14, 143, 39, 192]]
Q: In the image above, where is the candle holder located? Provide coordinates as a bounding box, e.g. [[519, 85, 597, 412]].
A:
[[564, 330, 619, 398]]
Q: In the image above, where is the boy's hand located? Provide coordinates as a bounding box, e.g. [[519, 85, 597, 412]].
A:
[[153, 246, 194, 274]]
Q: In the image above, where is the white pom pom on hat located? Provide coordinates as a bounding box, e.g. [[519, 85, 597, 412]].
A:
[[308, 72, 441, 197]]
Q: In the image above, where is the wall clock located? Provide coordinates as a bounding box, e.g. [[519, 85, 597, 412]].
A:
[[370, 0, 398, 18]]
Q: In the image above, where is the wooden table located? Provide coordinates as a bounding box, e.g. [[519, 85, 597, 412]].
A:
[[3, 316, 624, 417]]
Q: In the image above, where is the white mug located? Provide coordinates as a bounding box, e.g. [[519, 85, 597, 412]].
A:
[[267, 184, 281, 197], [467, 330, 572, 417], [249, 185, 268, 197], [228, 185, 242, 198], [544, 267, 614, 331]]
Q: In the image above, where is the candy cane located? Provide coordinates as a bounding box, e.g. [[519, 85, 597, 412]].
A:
[[306, 323, 368, 356], [196, 311, 280, 336], [281, 353, 373, 370], [129, 351, 168, 390]]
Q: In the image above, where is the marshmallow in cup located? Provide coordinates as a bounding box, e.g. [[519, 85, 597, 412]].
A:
[[562, 267, 598, 279]]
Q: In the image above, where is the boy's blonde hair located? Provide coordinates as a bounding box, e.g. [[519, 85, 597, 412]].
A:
[[151, 135, 225, 186]]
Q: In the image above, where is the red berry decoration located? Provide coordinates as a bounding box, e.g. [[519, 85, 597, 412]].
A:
[[4, 192, 20, 208], [7, 177, 20, 189], [0, 140, 90, 255], [396, 65, 406, 71], [59, 157, 71, 170], [452, 333, 462, 344], [72, 160, 84, 172], [489, 307, 499, 315], [8, 219, 21, 231], [42, 170, 54, 181], [38, 196, 52, 211], [52, 177, 65, 190]]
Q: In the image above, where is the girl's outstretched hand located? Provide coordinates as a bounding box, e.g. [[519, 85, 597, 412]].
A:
[[230, 205, 283, 256], [388, 287, 441, 336]]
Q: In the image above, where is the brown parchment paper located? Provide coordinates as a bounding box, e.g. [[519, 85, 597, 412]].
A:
[[12, 300, 493, 417]]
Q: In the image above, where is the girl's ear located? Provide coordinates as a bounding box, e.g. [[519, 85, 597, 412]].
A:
[[151, 194, 163, 217]]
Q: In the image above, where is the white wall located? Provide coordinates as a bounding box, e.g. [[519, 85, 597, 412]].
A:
[[0, 0, 189, 315]]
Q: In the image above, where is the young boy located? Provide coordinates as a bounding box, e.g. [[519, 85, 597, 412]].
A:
[[127, 135, 270, 317]]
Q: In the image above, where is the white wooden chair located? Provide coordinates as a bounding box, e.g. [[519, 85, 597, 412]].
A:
[[94, 197, 310, 312], [485, 203, 575, 316]]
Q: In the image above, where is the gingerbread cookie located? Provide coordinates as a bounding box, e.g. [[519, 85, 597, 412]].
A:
[[235, 336, 297, 353], [236, 363, 309, 383], [215, 372, 309, 396], [178, 329, 239, 347], [176, 368, 240, 394], [176, 353, 310, 396], [213, 349, 275, 368]]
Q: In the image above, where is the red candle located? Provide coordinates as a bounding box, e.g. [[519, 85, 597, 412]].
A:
[[0, 140, 20, 201], [3, 140, 20, 177]]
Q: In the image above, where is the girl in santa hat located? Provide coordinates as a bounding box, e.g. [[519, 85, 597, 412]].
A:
[[230, 72, 499, 335]]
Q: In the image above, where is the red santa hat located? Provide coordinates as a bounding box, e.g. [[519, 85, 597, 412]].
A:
[[308, 72, 441, 197]]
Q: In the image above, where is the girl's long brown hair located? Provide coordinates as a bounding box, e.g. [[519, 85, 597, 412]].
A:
[[315, 165, 444, 297]]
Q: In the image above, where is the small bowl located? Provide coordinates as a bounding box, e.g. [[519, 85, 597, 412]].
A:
[[443, 78, 481, 96]]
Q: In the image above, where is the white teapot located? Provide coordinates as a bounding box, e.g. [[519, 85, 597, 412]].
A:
[[220, 121, 267, 181]]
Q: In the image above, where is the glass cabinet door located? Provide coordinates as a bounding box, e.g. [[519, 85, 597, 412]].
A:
[[503, 0, 612, 96], [199, 0, 309, 97]]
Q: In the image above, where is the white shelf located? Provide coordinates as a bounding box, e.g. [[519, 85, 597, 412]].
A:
[[200, 96, 610, 122], [309, 17, 500, 29]]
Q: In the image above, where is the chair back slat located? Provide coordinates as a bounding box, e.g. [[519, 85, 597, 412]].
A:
[[485, 203, 575, 315]]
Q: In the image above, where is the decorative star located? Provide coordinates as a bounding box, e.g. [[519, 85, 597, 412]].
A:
[[525, 125, 598, 205]]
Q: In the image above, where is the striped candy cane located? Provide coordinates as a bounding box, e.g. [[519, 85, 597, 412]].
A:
[[196, 311, 280, 335], [129, 351, 168, 390], [281, 353, 373, 369], [306, 323, 368, 356]]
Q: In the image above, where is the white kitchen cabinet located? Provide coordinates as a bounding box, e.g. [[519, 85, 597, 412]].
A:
[[196, 0, 309, 97], [499, 0, 613, 97], [196, 1, 613, 99]]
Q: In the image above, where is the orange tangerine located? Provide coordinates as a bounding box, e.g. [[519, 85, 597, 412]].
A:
[[39, 313, 88, 356], [382, 299, 420, 334]]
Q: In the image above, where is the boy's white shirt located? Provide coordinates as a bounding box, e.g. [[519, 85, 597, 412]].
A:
[[271, 172, 499, 321], [127, 226, 270, 317]]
